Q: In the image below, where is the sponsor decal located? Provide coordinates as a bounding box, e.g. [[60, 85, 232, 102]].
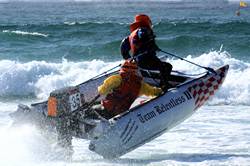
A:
[[188, 69, 226, 110], [155, 96, 186, 115], [137, 111, 157, 123], [137, 92, 192, 123], [120, 119, 139, 145]]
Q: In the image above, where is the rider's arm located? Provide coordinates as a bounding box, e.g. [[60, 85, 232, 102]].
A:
[[120, 36, 131, 60], [98, 75, 122, 96], [136, 28, 160, 55], [139, 81, 162, 97]]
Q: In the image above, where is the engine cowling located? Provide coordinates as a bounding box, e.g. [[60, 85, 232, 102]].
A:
[[47, 86, 85, 117]]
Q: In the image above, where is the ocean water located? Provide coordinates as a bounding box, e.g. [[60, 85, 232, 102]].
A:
[[0, 1, 250, 165]]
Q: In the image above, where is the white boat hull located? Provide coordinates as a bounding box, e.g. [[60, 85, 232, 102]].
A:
[[89, 65, 229, 158]]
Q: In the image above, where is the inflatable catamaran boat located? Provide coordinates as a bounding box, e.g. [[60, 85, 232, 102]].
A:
[[10, 64, 229, 159]]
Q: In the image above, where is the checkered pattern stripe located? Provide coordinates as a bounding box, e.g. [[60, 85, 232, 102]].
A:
[[188, 66, 227, 110]]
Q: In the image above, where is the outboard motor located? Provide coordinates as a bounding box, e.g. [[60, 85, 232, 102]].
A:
[[47, 86, 85, 117], [47, 86, 86, 152]]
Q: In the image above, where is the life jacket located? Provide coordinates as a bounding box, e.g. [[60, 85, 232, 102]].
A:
[[129, 29, 141, 56], [102, 72, 142, 116], [129, 28, 155, 57]]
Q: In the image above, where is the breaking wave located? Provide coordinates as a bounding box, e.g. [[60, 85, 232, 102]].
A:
[[0, 51, 249, 105], [0, 59, 120, 99]]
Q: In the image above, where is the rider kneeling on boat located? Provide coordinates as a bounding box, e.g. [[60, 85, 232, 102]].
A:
[[89, 59, 162, 119], [120, 14, 173, 90]]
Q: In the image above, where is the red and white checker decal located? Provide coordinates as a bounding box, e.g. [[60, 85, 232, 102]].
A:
[[188, 66, 228, 110]]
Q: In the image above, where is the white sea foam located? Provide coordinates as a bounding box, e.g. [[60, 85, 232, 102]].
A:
[[170, 50, 250, 105], [0, 51, 249, 105], [1, 105, 249, 165], [0, 59, 121, 99], [2, 30, 48, 37], [64, 21, 85, 25], [0, 124, 61, 165]]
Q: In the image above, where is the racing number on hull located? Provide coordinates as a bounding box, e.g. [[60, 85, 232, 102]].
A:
[[69, 93, 82, 112]]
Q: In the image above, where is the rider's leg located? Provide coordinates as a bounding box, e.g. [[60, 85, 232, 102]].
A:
[[159, 62, 173, 90]]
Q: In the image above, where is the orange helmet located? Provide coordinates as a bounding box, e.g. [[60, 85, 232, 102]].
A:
[[119, 60, 138, 74], [130, 14, 152, 32]]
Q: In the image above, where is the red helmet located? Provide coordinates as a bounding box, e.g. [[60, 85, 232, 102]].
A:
[[130, 14, 152, 32], [119, 60, 138, 74]]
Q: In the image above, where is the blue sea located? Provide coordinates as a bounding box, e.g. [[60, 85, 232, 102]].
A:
[[0, 1, 250, 165]]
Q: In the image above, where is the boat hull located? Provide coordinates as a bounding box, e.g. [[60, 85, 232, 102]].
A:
[[89, 65, 229, 159]]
